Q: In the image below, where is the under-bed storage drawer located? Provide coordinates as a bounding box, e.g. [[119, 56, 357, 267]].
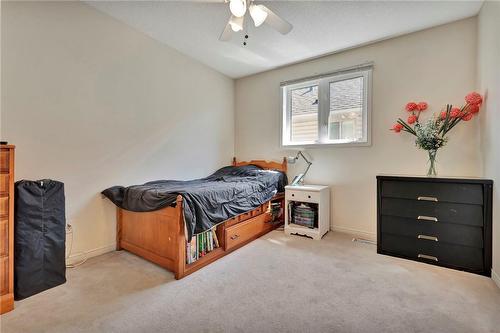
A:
[[225, 213, 271, 251]]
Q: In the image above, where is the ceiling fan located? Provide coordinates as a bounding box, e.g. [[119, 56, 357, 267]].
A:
[[219, 0, 293, 42]]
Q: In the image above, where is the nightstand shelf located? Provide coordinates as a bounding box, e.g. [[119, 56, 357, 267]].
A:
[[284, 185, 330, 240]]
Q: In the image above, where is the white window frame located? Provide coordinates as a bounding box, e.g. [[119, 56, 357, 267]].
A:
[[280, 66, 372, 148]]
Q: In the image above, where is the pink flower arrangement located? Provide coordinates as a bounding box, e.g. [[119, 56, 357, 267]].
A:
[[391, 92, 483, 135], [391, 92, 484, 176]]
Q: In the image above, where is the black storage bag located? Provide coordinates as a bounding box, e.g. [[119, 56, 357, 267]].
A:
[[14, 180, 66, 300]]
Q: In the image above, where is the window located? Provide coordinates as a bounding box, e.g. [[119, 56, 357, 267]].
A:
[[281, 66, 372, 147]]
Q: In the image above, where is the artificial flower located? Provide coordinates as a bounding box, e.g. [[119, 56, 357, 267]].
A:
[[462, 113, 473, 121], [417, 102, 428, 111], [405, 102, 418, 112], [407, 115, 418, 124], [468, 104, 480, 114], [392, 123, 403, 133], [465, 92, 483, 106], [450, 107, 461, 118]]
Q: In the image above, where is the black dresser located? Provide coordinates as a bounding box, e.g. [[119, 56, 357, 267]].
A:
[[377, 175, 493, 276]]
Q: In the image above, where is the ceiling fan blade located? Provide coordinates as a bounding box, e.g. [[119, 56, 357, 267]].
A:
[[219, 17, 233, 41], [260, 5, 293, 35]]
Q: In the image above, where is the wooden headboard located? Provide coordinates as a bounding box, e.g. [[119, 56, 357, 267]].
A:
[[232, 157, 287, 173]]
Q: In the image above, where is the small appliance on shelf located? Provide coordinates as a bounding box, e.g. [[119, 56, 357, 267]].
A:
[[284, 185, 330, 240]]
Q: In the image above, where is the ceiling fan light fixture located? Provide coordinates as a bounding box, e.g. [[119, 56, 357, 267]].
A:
[[229, 15, 244, 32], [229, 0, 247, 18], [249, 4, 267, 27]]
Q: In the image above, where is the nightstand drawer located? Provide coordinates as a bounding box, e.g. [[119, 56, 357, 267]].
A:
[[380, 215, 483, 248], [380, 233, 484, 272], [0, 256, 8, 296], [381, 180, 483, 204], [380, 197, 483, 227], [0, 197, 8, 218], [0, 150, 9, 173], [0, 174, 9, 194], [286, 189, 319, 203], [0, 219, 7, 256]]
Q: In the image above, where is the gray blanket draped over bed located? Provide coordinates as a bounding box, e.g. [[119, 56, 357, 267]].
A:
[[102, 165, 287, 240]]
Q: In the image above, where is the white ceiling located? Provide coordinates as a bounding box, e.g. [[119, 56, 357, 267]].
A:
[[86, 1, 483, 78]]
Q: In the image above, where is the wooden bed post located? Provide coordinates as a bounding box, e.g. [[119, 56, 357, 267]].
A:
[[282, 157, 287, 173], [174, 195, 186, 280], [116, 208, 123, 251]]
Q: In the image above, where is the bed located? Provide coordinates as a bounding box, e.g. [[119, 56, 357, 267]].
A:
[[103, 158, 287, 279]]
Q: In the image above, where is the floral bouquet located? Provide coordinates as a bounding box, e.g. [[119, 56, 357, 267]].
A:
[[391, 92, 483, 176]]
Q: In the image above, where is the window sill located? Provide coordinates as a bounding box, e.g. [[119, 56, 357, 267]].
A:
[[282, 140, 372, 149]]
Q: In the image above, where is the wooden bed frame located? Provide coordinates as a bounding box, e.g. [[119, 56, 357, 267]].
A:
[[116, 157, 287, 279]]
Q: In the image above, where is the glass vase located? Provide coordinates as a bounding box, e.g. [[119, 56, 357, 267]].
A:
[[427, 150, 438, 176]]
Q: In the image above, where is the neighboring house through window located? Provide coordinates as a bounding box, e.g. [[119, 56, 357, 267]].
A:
[[281, 64, 372, 147]]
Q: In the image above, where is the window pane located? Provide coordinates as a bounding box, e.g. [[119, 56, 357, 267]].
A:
[[329, 77, 364, 141], [329, 122, 340, 140], [290, 85, 318, 142]]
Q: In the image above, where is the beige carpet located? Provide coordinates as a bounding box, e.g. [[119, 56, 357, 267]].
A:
[[1, 231, 499, 333]]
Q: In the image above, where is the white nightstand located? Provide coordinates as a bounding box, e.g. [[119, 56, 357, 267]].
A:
[[284, 185, 330, 240]]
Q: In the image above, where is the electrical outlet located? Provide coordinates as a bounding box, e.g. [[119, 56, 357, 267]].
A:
[[66, 223, 73, 234]]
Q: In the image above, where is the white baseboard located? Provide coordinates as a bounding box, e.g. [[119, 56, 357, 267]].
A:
[[66, 243, 116, 265], [492, 269, 500, 289], [330, 225, 376, 242]]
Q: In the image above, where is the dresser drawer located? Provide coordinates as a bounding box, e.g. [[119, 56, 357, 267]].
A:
[[285, 189, 319, 203], [0, 219, 7, 257], [380, 215, 483, 248], [381, 180, 483, 204], [0, 197, 8, 218], [0, 256, 8, 296], [380, 198, 483, 227], [380, 233, 484, 272], [0, 150, 9, 173], [225, 214, 271, 251], [0, 174, 9, 194]]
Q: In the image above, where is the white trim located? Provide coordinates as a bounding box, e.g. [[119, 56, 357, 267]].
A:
[[280, 62, 374, 86], [492, 269, 500, 289], [330, 225, 376, 242], [66, 243, 116, 265]]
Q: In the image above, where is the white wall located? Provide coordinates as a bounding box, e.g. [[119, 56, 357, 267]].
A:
[[235, 18, 480, 239], [477, 1, 500, 286], [0, 1, 234, 259]]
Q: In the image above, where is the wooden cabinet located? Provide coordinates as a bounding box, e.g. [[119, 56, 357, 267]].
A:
[[377, 175, 493, 277], [0, 145, 14, 314]]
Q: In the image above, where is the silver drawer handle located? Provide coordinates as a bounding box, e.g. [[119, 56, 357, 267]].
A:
[[418, 196, 438, 202], [418, 235, 438, 242], [230, 235, 239, 240], [417, 215, 438, 222], [418, 254, 438, 262]]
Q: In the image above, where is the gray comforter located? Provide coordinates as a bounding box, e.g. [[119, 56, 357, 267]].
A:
[[102, 165, 287, 240]]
